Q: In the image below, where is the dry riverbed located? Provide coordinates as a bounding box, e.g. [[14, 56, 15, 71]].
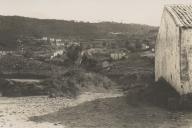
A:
[[0, 92, 122, 128]]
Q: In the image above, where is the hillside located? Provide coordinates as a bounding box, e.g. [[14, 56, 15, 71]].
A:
[[0, 15, 158, 50]]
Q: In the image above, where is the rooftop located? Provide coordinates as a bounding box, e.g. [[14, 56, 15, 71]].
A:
[[165, 5, 192, 27]]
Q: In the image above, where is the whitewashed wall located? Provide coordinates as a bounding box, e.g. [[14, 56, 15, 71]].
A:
[[155, 9, 182, 94], [180, 29, 192, 94]]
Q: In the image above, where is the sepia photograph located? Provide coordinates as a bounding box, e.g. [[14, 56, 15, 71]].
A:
[[1, 0, 192, 128]]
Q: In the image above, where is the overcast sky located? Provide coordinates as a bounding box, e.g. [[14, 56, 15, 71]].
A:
[[0, 0, 191, 26]]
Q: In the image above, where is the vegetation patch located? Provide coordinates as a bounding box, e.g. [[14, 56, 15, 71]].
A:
[[42, 68, 117, 98]]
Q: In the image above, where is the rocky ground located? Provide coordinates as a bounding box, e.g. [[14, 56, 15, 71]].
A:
[[0, 92, 122, 128]]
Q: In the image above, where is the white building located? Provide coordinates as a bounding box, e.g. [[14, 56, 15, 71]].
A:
[[50, 38, 55, 42], [42, 37, 48, 41], [155, 5, 192, 95]]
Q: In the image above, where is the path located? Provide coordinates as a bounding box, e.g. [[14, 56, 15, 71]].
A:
[[0, 92, 123, 128]]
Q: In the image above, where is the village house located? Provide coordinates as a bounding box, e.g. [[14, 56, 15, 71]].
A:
[[55, 39, 64, 46], [110, 52, 127, 60], [55, 39, 62, 42], [155, 5, 192, 95], [50, 50, 64, 59], [50, 38, 55, 42], [42, 37, 48, 41], [0, 50, 14, 56], [141, 43, 150, 50], [55, 42, 65, 46]]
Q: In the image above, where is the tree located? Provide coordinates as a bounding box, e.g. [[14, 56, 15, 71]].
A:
[[66, 43, 82, 64]]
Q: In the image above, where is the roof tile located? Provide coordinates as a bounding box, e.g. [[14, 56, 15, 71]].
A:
[[166, 5, 192, 27]]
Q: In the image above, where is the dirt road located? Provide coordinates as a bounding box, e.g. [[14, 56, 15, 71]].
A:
[[0, 92, 122, 128], [32, 96, 192, 128], [2, 86, 192, 128]]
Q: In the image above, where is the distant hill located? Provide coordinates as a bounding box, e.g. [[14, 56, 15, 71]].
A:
[[0, 15, 158, 50]]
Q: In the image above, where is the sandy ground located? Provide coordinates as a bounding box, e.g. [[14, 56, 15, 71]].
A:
[[0, 92, 123, 128]]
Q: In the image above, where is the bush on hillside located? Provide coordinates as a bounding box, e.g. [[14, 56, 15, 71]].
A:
[[42, 68, 116, 98]]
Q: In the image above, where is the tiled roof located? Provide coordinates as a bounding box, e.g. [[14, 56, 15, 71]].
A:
[[165, 5, 192, 27]]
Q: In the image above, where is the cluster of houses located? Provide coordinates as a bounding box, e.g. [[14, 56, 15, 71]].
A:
[[80, 39, 125, 49], [42, 37, 81, 48], [110, 52, 127, 60], [41, 37, 62, 43], [0, 51, 14, 56], [41, 37, 62, 42], [35, 37, 153, 52], [50, 50, 64, 59], [80, 39, 152, 52]]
